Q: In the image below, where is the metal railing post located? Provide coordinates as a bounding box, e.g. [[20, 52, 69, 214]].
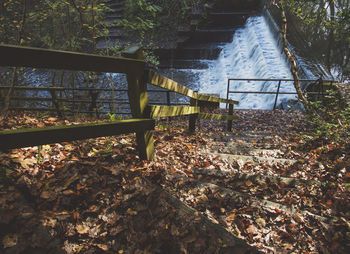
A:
[[226, 79, 230, 109], [273, 80, 282, 110]]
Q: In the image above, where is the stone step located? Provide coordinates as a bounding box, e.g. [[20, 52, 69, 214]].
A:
[[172, 179, 329, 222], [105, 14, 123, 20], [191, 168, 322, 187], [208, 153, 297, 165], [204, 12, 250, 27], [108, 1, 125, 9], [210, 146, 285, 157], [158, 59, 210, 69], [154, 47, 222, 60], [96, 39, 129, 49], [185, 29, 235, 44]]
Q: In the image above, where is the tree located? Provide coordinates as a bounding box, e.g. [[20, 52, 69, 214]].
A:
[[277, 0, 350, 81], [271, 0, 309, 107]]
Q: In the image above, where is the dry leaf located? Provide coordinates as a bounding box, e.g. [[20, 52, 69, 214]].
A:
[[2, 234, 17, 248], [246, 224, 258, 235], [245, 180, 253, 187], [256, 218, 266, 228], [96, 244, 109, 251], [226, 213, 236, 221], [76, 224, 90, 234], [293, 212, 304, 223]]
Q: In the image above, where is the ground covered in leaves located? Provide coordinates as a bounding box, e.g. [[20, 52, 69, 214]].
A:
[[0, 110, 349, 253]]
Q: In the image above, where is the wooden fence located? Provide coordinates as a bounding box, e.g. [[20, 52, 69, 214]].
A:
[[0, 44, 238, 160]]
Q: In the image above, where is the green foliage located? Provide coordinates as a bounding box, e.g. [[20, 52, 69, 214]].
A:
[[37, 145, 42, 163], [121, 0, 162, 44], [305, 87, 350, 147], [0, 0, 112, 53], [107, 112, 123, 122], [278, 0, 350, 81], [121, 0, 209, 47]]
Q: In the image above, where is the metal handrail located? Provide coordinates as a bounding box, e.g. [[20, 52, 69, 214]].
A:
[[226, 78, 336, 110]]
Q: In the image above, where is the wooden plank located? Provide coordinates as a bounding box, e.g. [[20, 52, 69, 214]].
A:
[[147, 70, 197, 98], [147, 70, 239, 105], [0, 44, 145, 75], [196, 93, 239, 105], [148, 105, 200, 118], [198, 113, 238, 121], [0, 119, 154, 150]]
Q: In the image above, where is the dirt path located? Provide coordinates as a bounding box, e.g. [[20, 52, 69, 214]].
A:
[[0, 110, 349, 253]]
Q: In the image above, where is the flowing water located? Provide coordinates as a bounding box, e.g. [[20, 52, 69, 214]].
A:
[[163, 15, 301, 109]]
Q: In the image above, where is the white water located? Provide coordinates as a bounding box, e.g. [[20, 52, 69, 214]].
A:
[[181, 16, 298, 109]]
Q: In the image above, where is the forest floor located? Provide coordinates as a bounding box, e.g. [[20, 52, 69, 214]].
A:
[[0, 110, 349, 254]]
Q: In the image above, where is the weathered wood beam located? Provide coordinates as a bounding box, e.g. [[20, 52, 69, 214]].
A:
[[189, 98, 198, 133], [0, 44, 145, 75], [147, 70, 239, 105], [198, 113, 238, 121], [148, 105, 200, 118], [0, 119, 154, 150], [123, 46, 154, 160]]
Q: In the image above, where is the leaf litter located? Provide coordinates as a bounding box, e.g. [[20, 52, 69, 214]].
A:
[[0, 110, 349, 253]]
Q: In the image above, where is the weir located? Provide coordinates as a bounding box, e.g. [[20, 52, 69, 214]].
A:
[[160, 14, 301, 110]]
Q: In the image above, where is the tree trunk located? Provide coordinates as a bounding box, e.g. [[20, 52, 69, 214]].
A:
[[277, 2, 309, 108], [326, 0, 335, 71], [1, 0, 28, 115]]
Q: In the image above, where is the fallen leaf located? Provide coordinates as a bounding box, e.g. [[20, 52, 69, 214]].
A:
[[226, 213, 236, 221], [245, 180, 253, 187], [293, 212, 304, 223], [96, 244, 109, 251], [76, 224, 89, 234], [256, 218, 266, 228], [246, 224, 258, 235], [2, 234, 17, 248]]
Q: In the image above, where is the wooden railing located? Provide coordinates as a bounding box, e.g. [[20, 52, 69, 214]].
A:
[[0, 44, 238, 160]]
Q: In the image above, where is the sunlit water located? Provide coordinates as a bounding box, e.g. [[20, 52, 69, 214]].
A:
[[164, 16, 300, 109]]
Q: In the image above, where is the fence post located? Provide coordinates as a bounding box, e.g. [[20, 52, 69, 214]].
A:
[[189, 98, 197, 132], [166, 91, 171, 106], [227, 104, 233, 131], [273, 80, 281, 110], [49, 89, 63, 117], [123, 46, 154, 160]]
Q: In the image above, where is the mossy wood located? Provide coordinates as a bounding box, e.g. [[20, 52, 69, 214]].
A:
[[123, 46, 154, 160], [0, 119, 155, 150], [148, 105, 200, 118], [147, 70, 239, 105], [0, 44, 145, 75], [198, 113, 238, 121], [189, 98, 198, 133]]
